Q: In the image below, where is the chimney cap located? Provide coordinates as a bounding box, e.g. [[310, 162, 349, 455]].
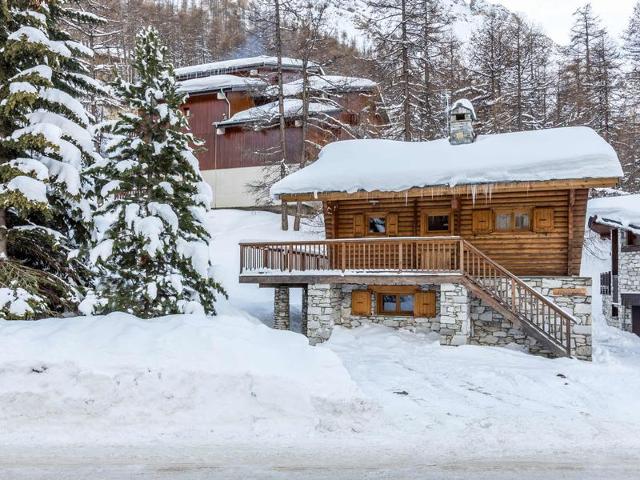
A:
[[450, 98, 476, 121]]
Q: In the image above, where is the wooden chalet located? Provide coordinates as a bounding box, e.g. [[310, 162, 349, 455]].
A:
[[589, 194, 640, 335], [239, 102, 624, 361], [175, 56, 383, 208]]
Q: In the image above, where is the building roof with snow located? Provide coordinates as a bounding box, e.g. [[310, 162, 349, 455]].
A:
[[588, 194, 640, 234], [264, 75, 378, 97], [215, 99, 340, 127], [177, 74, 267, 95], [175, 55, 322, 80], [271, 126, 623, 198]]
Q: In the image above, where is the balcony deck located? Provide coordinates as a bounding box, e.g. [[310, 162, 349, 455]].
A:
[[239, 237, 464, 285]]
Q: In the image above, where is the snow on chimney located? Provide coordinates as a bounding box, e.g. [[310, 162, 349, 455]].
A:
[[449, 99, 477, 145]]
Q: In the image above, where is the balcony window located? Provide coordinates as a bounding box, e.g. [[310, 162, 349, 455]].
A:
[[428, 214, 450, 232]]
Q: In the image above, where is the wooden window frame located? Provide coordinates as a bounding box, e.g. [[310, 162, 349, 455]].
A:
[[366, 212, 388, 237], [420, 210, 452, 235], [623, 231, 640, 252], [494, 208, 532, 233], [376, 292, 415, 316]]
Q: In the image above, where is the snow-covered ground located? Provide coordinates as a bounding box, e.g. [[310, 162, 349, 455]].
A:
[[2, 209, 640, 479]]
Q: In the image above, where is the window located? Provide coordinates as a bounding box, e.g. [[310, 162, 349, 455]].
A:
[[628, 231, 640, 246], [455, 113, 466, 121], [377, 293, 414, 316], [368, 216, 386, 234], [183, 107, 191, 117], [612, 305, 619, 318], [495, 210, 531, 232], [422, 211, 451, 234], [428, 214, 450, 232]]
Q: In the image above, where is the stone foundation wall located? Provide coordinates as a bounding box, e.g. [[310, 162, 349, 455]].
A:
[[304, 277, 593, 360], [338, 284, 440, 332], [521, 277, 592, 361], [620, 250, 640, 293], [274, 286, 290, 330], [306, 284, 341, 345], [439, 283, 470, 346]]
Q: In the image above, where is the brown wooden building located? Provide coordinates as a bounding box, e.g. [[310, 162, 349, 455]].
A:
[[175, 56, 383, 208], [239, 106, 623, 361]]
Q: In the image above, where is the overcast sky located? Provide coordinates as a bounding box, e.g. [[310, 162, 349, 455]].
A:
[[488, 0, 637, 45]]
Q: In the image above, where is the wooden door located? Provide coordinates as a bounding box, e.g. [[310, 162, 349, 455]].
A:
[[632, 306, 640, 336]]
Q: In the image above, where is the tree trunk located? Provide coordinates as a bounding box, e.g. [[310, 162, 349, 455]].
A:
[[294, 57, 311, 232], [275, 0, 288, 231], [0, 208, 7, 260], [401, 0, 411, 141]]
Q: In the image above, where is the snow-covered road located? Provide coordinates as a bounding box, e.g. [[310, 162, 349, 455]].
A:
[[3, 445, 639, 480]]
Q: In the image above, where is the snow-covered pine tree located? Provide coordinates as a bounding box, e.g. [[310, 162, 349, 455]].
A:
[[85, 27, 225, 318], [0, 0, 104, 319]]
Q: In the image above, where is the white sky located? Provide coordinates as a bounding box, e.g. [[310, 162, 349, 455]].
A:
[[488, 0, 636, 45]]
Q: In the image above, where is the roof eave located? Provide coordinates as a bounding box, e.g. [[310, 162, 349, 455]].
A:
[[274, 177, 621, 202]]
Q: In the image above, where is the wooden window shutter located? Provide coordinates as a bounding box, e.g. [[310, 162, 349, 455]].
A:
[[533, 207, 554, 233], [387, 213, 399, 236], [353, 214, 365, 237], [414, 291, 436, 317], [472, 209, 492, 234], [351, 290, 371, 316]]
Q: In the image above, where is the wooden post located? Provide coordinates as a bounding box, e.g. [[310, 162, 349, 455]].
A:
[[459, 239, 464, 273], [398, 242, 403, 272], [567, 189, 575, 274]]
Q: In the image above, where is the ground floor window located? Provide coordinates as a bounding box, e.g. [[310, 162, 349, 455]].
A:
[[378, 293, 414, 315]]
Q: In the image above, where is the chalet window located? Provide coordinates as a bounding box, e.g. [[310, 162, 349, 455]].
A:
[[184, 107, 191, 117], [495, 209, 531, 232], [628, 231, 640, 246], [368, 216, 386, 234], [421, 211, 451, 235], [612, 305, 619, 318], [377, 293, 414, 316], [455, 113, 466, 121], [533, 207, 555, 233]]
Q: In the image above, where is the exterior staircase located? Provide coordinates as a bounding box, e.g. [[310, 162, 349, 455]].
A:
[[240, 236, 576, 357]]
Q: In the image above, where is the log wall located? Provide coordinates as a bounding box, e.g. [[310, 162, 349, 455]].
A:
[[324, 188, 589, 277]]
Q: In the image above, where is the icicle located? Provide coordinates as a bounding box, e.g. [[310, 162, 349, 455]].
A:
[[470, 184, 477, 206]]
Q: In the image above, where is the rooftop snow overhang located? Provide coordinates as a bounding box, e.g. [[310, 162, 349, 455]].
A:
[[270, 127, 623, 201], [213, 101, 341, 128], [175, 56, 323, 81]]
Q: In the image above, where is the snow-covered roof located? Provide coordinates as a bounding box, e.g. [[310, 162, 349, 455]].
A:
[[215, 99, 340, 127], [177, 74, 267, 95], [450, 98, 476, 120], [588, 194, 640, 234], [264, 75, 378, 97], [271, 127, 623, 197], [175, 55, 322, 80]]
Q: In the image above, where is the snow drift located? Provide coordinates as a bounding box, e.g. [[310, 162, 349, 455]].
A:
[[0, 312, 369, 445]]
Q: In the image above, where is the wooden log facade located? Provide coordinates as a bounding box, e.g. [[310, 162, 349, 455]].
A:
[[323, 188, 589, 277]]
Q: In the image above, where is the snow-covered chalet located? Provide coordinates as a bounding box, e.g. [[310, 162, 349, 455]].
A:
[[589, 194, 640, 335], [239, 101, 624, 361]]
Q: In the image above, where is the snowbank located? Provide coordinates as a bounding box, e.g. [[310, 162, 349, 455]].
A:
[[588, 194, 640, 233], [271, 127, 623, 196], [0, 312, 368, 445], [266, 75, 378, 97]]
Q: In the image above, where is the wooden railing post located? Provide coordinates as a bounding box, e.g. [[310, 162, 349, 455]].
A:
[[565, 319, 572, 356], [459, 239, 464, 273], [240, 245, 244, 273], [341, 242, 346, 272], [398, 242, 403, 273]]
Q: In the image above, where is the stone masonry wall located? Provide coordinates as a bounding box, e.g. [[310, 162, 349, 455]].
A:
[[273, 286, 290, 330], [618, 249, 640, 332], [523, 277, 592, 361], [338, 284, 440, 332], [303, 277, 592, 360], [439, 283, 470, 346], [306, 284, 341, 346]]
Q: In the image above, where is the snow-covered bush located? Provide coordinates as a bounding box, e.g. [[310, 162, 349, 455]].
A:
[[84, 27, 226, 317], [0, 0, 105, 318]]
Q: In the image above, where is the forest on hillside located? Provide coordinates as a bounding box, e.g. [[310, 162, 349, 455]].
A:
[[78, 0, 640, 192]]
